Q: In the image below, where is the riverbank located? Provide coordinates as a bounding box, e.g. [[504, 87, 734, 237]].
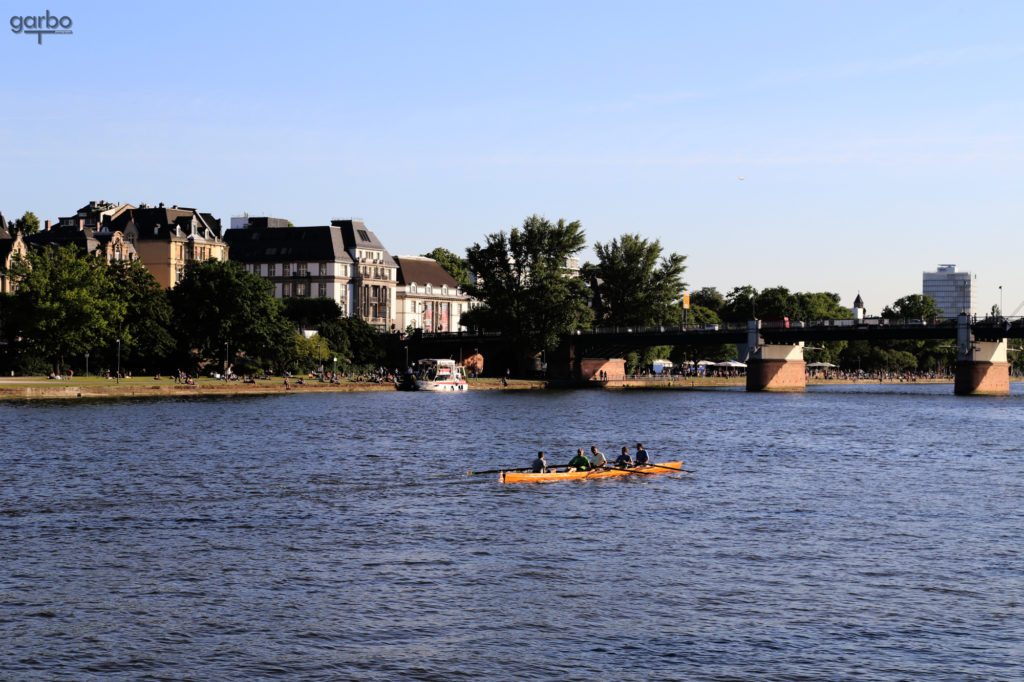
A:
[[587, 376, 961, 390], [2, 374, 1012, 400], [0, 376, 546, 400]]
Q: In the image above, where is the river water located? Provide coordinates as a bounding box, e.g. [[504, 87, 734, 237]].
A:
[[1, 384, 1022, 680]]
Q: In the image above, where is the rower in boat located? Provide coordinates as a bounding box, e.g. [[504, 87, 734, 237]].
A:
[[635, 443, 650, 466], [566, 448, 591, 472], [614, 447, 633, 468], [531, 451, 548, 473], [590, 446, 607, 468]]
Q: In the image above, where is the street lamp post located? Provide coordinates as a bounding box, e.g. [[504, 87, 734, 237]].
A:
[[85, 351, 89, 378], [333, 356, 337, 377], [999, 285, 1003, 318], [225, 341, 229, 377], [116, 339, 121, 384]]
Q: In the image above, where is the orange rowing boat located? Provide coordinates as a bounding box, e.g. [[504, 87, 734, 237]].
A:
[[499, 462, 683, 483]]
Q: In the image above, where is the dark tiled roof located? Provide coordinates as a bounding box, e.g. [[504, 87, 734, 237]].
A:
[[27, 225, 101, 252], [394, 256, 459, 288], [110, 206, 223, 240], [853, 293, 864, 308], [224, 224, 354, 263], [26, 225, 136, 259], [332, 219, 398, 267], [0, 241, 14, 262]]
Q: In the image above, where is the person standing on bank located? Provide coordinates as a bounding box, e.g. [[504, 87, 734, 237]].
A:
[[532, 451, 548, 473], [635, 443, 650, 466]]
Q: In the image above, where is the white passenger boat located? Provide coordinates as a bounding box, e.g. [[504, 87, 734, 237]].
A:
[[397, 358, 469, 392]]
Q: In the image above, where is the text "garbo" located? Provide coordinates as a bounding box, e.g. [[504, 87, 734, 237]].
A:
[[10, 11, 73, 44]]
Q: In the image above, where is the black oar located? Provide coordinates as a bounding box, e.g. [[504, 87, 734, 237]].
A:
[[467, 464, 571, 475]]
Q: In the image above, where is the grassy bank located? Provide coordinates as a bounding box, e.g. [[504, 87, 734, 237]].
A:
[[0, 376, 546, 400]]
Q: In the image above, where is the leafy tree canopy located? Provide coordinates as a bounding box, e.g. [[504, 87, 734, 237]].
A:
[[279, 297, 385, 369], [107, 260, 175, 371], [170, 259, 292, 368], [690, 287, 725, 314], [4, 246, 124, 373], [463, 214, 592, 363], [720, 285, 853, 323], [588, 233, 687, 327], [423, 247, 470, 287], [11, 211, 40, 238], [882, 294, 940, 320]]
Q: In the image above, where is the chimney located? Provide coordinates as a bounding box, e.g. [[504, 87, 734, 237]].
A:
[[45, 220, 51, 231]]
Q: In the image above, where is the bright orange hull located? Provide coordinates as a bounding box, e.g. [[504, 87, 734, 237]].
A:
[[500, 462, 683, 483]]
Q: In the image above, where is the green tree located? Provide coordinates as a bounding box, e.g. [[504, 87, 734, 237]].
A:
[[11, 211, 41, 238], [463, 214, 592, 369], [278, 297, 385, 370], [690, 287, 725, 315], [170, 259, 293, 371], [794, 291, 851, 321], [882, 294, 940, 320], [845, 293, 945, 373], [3, 246, 124, 374], [422, 247, 470, 287], [589, 233, 687, 327], [334, 316, 386, 368], [107, 260, 175, 371], [721, 285, 758, 322]]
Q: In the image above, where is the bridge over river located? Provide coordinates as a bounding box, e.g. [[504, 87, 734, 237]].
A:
[[397, 314, 1022, 395]]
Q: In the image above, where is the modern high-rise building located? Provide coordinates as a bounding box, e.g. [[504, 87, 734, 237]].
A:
[[923, 264, 974, 319]]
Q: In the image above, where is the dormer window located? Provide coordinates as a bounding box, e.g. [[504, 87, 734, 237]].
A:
[[410, 283, 417, 293], [426, 284, 432, 294], [442, 285, 449, 295]]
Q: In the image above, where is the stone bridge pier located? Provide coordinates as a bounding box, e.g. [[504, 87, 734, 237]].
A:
[[955, 314, 1010, 395], [745, 321, 807, 392]]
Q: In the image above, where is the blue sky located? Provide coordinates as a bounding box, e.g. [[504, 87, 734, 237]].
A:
[[3, 1, 1023, 315]]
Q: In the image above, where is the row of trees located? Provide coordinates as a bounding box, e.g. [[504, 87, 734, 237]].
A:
[[432, 215, 1023, 375], [4, 212, 1019, 377], [0, 247, 385, 376]]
